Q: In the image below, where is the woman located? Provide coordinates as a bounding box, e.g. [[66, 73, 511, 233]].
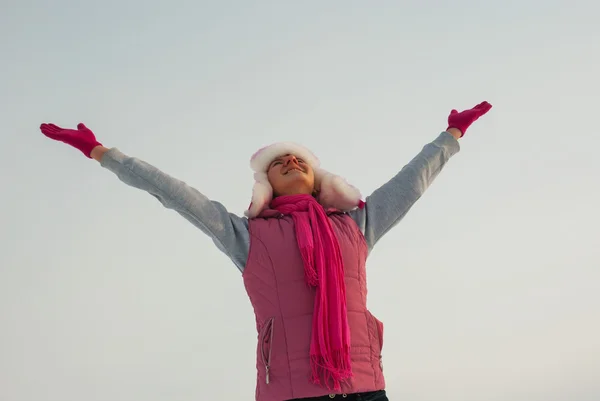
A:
[[39, 101, 492, 401]]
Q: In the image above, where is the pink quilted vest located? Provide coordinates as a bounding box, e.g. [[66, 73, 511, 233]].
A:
[[242, 210, 385, 401]]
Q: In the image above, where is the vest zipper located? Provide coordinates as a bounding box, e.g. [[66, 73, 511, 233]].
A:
[[259, 317, 275, 384]]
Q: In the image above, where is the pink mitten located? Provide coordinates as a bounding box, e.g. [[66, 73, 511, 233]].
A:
[[447, 101, 492, 137], [40, 123, 102, 158]]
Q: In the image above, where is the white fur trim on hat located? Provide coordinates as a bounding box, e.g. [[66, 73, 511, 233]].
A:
[[245, 142, 362, 218]]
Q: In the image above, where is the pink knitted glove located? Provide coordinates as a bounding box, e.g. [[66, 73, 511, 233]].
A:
[[40, 123, 102, 158], [447, 101, 492, 137]]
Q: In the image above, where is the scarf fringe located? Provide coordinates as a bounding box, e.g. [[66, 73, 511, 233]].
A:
[[310, 349, 353, 391]]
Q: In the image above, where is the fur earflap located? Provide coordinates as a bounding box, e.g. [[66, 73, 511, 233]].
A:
[[245, 172, 272, 218], [246, 142, 363, 218], [315, 168, 362, 210]]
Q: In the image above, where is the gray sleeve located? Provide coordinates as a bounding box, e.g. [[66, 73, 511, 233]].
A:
[[348, 131, 460, 252], [100, 148, 250, 273]]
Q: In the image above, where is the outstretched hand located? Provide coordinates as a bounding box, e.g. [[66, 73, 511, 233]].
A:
[[40, 123, 102, 158], [447, 101, 492, 137]]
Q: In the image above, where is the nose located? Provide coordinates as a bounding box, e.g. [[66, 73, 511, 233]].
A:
[[282, 155, 298, 166]]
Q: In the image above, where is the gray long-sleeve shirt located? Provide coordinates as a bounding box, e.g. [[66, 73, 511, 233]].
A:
[[100, 132, 460, 273]]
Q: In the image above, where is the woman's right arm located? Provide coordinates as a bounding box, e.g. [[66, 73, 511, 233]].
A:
[[39, 122, 249, 273], [91, 145, 250, 273]]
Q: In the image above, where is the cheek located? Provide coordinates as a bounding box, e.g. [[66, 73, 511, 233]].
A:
[[267, 169, 281, 187], [306, 169, 316, 184]]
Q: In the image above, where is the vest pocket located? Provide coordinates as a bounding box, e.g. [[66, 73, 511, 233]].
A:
[[373, 316, 384, 352], [259, 317, 275, 384], [370, 313, 384, 372]]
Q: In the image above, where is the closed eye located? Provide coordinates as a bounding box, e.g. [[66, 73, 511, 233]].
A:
[[269, 160, 282, 170]]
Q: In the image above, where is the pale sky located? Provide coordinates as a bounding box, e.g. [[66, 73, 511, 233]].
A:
[[1, 1, 599, 400]]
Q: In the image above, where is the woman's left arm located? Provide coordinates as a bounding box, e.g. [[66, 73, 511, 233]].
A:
[[348, 101, 492, 252], [348, 130, 460, 251]]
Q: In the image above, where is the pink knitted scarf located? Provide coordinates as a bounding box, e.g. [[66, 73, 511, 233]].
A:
[[270, 194, 352, 391]]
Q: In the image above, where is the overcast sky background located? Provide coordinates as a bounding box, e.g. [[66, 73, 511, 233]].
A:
[[1, 1, 599, 400]]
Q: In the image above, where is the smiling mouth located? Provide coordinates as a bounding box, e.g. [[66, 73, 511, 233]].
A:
[[284, 168, 304, 175]]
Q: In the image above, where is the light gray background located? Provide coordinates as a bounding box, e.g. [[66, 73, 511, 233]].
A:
[[1, 1, 598, 400]]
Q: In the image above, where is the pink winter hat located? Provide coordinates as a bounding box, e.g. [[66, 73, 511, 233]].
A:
[[245, 142, 363, 218]]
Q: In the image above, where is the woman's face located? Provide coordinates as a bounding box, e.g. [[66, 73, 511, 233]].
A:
[[267, 153, 315, 197]]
